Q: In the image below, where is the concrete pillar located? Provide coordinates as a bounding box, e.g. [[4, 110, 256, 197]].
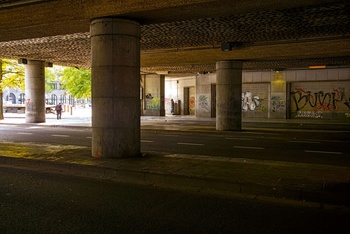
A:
[[90, 18, 141, 158], [216, 61, 242, 130], [24, 60, 46, 123], [143, 74, 165, 116]]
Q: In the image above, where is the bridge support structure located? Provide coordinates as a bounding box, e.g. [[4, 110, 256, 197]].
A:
[[90, 18, 141, 158], [216, 60, 242, 131], [24, 60, 46, 123]]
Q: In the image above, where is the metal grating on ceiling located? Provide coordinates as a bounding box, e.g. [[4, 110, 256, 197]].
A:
[[0, 0, 48, 8], [0, 1, 349, 72], [141, 2, 350, 50]]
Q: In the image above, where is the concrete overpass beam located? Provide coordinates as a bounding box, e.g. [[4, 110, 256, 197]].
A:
[[90, 18, 141, 158], [216, 61, 242, 131], [24, 60, 46, 123]]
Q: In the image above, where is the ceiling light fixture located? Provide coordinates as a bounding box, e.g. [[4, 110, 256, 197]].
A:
[[308, 65, 327, 69]]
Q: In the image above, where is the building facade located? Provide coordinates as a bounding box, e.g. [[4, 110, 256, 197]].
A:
[[2, 81, 75, 113]]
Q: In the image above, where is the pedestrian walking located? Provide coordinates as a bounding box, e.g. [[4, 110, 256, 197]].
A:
[[171, 99, 174, 114], [55, 103, 62, 120]]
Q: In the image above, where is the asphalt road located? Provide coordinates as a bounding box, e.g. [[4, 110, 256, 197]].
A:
[[1, 167, 349, 234], [0, 125, 349, 167]]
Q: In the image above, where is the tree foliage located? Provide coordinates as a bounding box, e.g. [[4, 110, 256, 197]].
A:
[[0, 59, 25, 91], [45, 66, 63, 92], [61, 67, 91, 99], [0, 59, 25, 119]]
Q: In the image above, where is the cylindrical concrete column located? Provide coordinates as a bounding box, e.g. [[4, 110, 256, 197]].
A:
[[90, 18, 141, 158], [24, 60, 46, 123], [216, 61, 242, 131]]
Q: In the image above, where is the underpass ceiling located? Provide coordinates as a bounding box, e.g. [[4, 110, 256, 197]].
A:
[[0, 0, 349, 73]]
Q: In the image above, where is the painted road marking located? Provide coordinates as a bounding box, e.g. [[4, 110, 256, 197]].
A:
[[305, 150, 343, 155], [157, 134, 179, 137], [141, 140, 154, 143], [241, 132, 279, 136], [262, 137, 286, 140], [226, 138, 254, 141], [17, 132, 33, 135], [234, 146, 264, 150], [51, 134, 70, 138], [289, 140, 320, 144], [177, 142, 204, 146]]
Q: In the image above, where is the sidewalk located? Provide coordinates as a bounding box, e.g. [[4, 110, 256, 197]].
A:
[[0, 109, 350, 208], [2, 109, 350, 131]]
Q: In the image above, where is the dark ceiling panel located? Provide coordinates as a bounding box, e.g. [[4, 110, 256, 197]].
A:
[[0, 0, 349, 72]]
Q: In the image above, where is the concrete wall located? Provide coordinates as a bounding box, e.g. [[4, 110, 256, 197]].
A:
[[193, 68, 350, 120]]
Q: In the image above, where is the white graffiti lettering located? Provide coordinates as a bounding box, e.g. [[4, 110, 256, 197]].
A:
[[295, 111, 323, 118], [198, 95, 210, 112], [242, 92, 260, 111]]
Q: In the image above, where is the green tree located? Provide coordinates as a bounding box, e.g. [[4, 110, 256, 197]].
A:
[[0, 59, 25, 90], [0, 59, 25, 120], [45, 67, 59, 92], [61, 67, 91, 99]]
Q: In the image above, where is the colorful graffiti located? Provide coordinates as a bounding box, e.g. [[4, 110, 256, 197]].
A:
[[291, 87, 350, 112], [189, 95, 196, 115], [198, 95, 210, 112], [242, 91, 266, 111], [145, 93, 160, 110], [145, 98, 160, 110]]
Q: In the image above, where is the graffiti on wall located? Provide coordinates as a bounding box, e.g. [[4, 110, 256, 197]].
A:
[[271, 96, 286, 112], [145, 93, 154, 99], [295, 111, 323, 119], [146, 98, 160, 110], [145, 93, 160, 110], [242, 91, 259, 111], [198, 95, 210, 112], [242, 91, 266, 112], [291, 87, 350, 112], [189, 95, 196, 115], [199, 92, 266, 113]]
